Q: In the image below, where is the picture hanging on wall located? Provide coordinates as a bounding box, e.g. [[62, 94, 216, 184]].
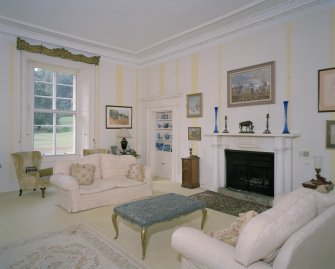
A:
[[326, 120, 335, 149], [318, 67, 335, 112], [227, 61, 275, 107], [186, 93, 203, 117], [105, 105, 132, 129], [188, 127, 201, 141]]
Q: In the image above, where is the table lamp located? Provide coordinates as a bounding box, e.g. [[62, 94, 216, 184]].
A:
[[117, 129, 132, 153]]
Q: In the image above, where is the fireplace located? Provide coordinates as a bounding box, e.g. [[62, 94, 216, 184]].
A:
[[225, 149, 274, 197]]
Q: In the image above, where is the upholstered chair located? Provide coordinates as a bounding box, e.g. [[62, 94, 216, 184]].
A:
[[11, 151, 53, 198], [83, 148, 110, 156]]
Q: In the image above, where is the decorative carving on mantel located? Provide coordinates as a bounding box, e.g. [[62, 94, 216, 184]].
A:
[[16, 37, 100, 65]]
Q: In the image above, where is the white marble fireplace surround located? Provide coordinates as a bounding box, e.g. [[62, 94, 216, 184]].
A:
[[208, 133, 300, 195]]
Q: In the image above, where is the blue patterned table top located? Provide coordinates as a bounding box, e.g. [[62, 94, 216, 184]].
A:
[[113, 193, 205, 228]]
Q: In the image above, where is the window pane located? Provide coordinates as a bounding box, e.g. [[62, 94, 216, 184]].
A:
[[34, 112, 53, 125], [56, 85, 73, 98], [56, 72, 73, 85], [34, 82, 52, 96], [56, 126, 75, 155], [57, 113, 74, 125], [33, 126, 54, 155], [34, 68, 53, 82], [34, 97, 52, 109], [56, 99, 73, 111]]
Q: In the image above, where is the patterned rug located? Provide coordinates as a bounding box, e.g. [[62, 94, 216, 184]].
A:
[[190, 190, 271, 216], [0, 223, 147, 269]]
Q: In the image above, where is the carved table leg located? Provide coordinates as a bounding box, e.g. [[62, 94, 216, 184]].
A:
[[112, 213, 119, 239], [141, 228, 148, 259], [201, 208, 207, 230]]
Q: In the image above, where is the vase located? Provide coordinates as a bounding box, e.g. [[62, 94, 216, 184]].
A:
[[282, 100, 290, 134], [213, 106, 219, 133]]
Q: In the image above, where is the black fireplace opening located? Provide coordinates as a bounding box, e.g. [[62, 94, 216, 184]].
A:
[[225, 149, 274, 197]]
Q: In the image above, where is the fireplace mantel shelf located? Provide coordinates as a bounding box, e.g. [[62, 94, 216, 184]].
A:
[[206, 132, 300, 138]]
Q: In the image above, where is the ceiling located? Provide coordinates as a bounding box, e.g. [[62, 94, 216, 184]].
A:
[[0, 0, 326, 63]]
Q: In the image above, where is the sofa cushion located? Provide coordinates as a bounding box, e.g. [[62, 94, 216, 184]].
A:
[[314, 190, 335, 214], [106, 176, 144, 188], [101, 154, 137, 179], [235, 188, 317, 267], [205, 210, 258, 246], [128, 164, 145, 182], [70, 163, 96, 185], [79, 179, 116, 194], [53, 154, 102, 181]]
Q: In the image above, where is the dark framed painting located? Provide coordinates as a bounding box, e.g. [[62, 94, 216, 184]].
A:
[[318, 68, 335, 112], [227, 61, 275, 107], [106, 105, 132, 129], [186, 93, 203, 117], [326, 120, 335, 149], [188, 127, 201, 141]]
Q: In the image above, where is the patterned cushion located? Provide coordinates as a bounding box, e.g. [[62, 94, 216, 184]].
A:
[[204, 210, 257, 246], [128, 164, 144, 182], [25, 166, 38, 173], [70, 163, 96, 185]]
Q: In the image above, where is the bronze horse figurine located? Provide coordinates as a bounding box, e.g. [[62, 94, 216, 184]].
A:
[[239, 121, 254, 133]]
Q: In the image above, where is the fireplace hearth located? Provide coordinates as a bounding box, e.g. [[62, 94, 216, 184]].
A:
[[225, 149, 274, 197]]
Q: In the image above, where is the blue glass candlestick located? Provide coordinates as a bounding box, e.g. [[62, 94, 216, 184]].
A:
[[282, 100, 290, 134], [213, 106, 219, 133]]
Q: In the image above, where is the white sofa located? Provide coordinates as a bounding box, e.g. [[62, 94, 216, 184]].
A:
[[172, 188, 335, 269], [50, 154, 152, 212]]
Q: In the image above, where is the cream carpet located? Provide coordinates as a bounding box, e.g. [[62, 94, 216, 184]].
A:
[[0, 223, 147, 269], [0, 178, 236, 269]]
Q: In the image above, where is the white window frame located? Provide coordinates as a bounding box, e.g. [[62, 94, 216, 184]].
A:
[[32, 64, 77, 156], [20, 51, 96, 162]]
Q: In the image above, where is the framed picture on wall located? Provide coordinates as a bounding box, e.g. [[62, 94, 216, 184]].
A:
[[106, 105, 132, 129], [186, 93, 203, 117], [188, 127, 201, 141], [326, 120, 335, 149], [227, 61, 275, 107], [318, 68, 335, 112]]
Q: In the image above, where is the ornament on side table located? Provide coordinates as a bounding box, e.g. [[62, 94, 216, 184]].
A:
[[304, 156, 334, 193], [263, 113, 271, 134]]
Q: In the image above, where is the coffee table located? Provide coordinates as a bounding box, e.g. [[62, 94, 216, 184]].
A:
[[112, 193, 207, 259]]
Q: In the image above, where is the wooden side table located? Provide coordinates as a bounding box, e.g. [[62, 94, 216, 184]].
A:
[[182, 155, 200, 189]]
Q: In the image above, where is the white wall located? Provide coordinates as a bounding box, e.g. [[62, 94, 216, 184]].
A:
[[140, 4, 335, 191], [1, 3, 335, 193]]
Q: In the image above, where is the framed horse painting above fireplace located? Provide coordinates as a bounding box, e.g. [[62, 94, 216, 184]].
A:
[[227, 61, 275, 107]]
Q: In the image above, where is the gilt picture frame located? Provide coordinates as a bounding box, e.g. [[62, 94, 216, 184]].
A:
[[188, 127, 201, 141], [186, 93, 203, 117], [106, 105, 132, 129], [227, 61, 275, 107], [318, 68, 335, 112]]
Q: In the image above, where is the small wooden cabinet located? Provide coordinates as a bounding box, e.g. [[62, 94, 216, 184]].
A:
[[182, 155, 200, 189]]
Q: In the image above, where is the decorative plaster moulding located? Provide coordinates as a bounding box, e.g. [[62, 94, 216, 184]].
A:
[[0, 0, 327, 65]]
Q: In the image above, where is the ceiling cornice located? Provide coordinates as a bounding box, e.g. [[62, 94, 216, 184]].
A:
[[0, 0, 328, 66]]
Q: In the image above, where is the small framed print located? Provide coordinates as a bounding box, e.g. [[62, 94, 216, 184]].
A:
[[186, 93, 202, 117], [188, 127, 201, 141], [318, 68, 335, 112], [326, 120, 335, 149], [106, 105, 132, 129]]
